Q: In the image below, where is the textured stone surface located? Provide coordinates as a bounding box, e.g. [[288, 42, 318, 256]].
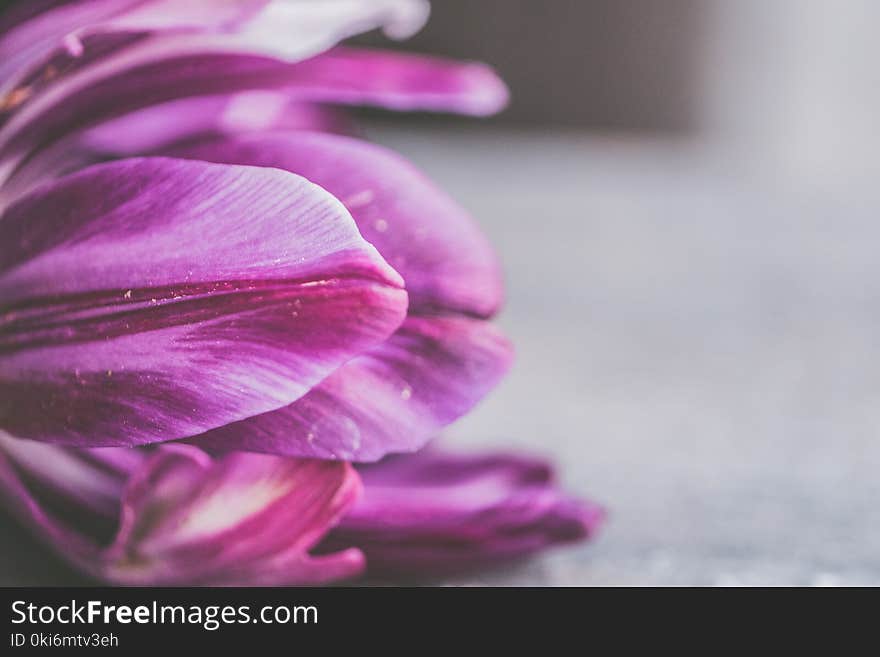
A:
[[2, 127, 879, 585]]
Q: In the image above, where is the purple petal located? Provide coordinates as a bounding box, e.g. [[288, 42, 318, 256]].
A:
[[0, 46, 507, 189], [278, 47, 510, 116], [193, 316, 513, 461], [0, 431, 127, 517], [164, 132, 510, 461], [0, 434, 364, 585], [0, 0, 136, 99], [108, 445, 364, 585], [167, 131, 504, 317], [0, 157, 407, 447], [1, 97, 353, 206], [321, 448, 605, 576], [83, 94, 355, 152], [0, 1, 427, 107]]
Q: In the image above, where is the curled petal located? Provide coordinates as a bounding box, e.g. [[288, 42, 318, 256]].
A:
[[321, 448, 605, 575], [107, 446, 364, 585], [0, 433, 364, 585], [194, 316, 513, 461], [0, 157, 407, 447]]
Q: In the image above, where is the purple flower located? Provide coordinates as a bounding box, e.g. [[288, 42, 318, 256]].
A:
[[0, 0, 603, 584], [0, 0, 510, 461]]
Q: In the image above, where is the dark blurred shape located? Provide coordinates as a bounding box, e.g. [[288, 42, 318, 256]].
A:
[[356, 0, 705, 131]]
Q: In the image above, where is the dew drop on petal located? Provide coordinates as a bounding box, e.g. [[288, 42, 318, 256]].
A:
[[345, 190, 375, 209]]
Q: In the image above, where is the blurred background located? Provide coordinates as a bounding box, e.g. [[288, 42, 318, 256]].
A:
[[3, 0, 879, 585], [358, 0, 880, 585]]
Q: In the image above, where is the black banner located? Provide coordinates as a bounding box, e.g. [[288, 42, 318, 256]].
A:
[[0, 585, 867, 650]]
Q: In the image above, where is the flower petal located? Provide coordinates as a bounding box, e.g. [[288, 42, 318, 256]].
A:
[[0, 46, 507, 189], [0, 434, 364, 585], [168, 131, 504, 317], [0, 0, 138, 98], [0, 431, 127, 518], [0, 1, 427, 103], [0, 96, 353, 207], [106, 445, 364, 585], [321, 448, 605, 576], [193, 316, 513, 461], [0, 0, 431, 178], [275, 46, 510, 116], [0, 157, 407, 447]]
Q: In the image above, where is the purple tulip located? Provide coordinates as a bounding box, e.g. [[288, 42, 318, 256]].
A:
[[0, 0, 603, 585], [0, 0, 511, 461]]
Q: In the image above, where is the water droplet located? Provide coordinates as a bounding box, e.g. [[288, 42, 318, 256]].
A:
[[345, 190, 375, 209]]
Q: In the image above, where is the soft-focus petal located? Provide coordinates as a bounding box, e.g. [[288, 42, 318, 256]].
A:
[[274, 47, 510, 116], [0, 157, 407, 447], [193, 316, 513, 461], [0, 1, 427, 102], [0, 46, 507, 191], [167, 130, 504, 317], [0, 433, 364, 585], [82, 94, 355, 152], [0, 0, 138, 97], [0, 96, 354, 206], [0, 431, 128, 517], [321, 448, 605, 575], [0, 0, 432, 181]]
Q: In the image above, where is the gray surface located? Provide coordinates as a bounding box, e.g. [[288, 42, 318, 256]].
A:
[[3, 127, 879, 585], [375, 127, 880, 586]]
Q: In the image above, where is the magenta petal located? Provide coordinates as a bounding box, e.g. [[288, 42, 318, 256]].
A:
[[0, 46, 507, 188], [0, 0, 135, 97], [282, 47, 510, 116], [321, 448, 605, 576], [0, 97, 354, 206], [0, 1, 426, 106], [193, 316, 513, 461], [0, 431, 127, 518], [0, 157, 407, 447], [168, 131, 504, 317], [0, 435, 364, 585], [107, 446, 364, 585]]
